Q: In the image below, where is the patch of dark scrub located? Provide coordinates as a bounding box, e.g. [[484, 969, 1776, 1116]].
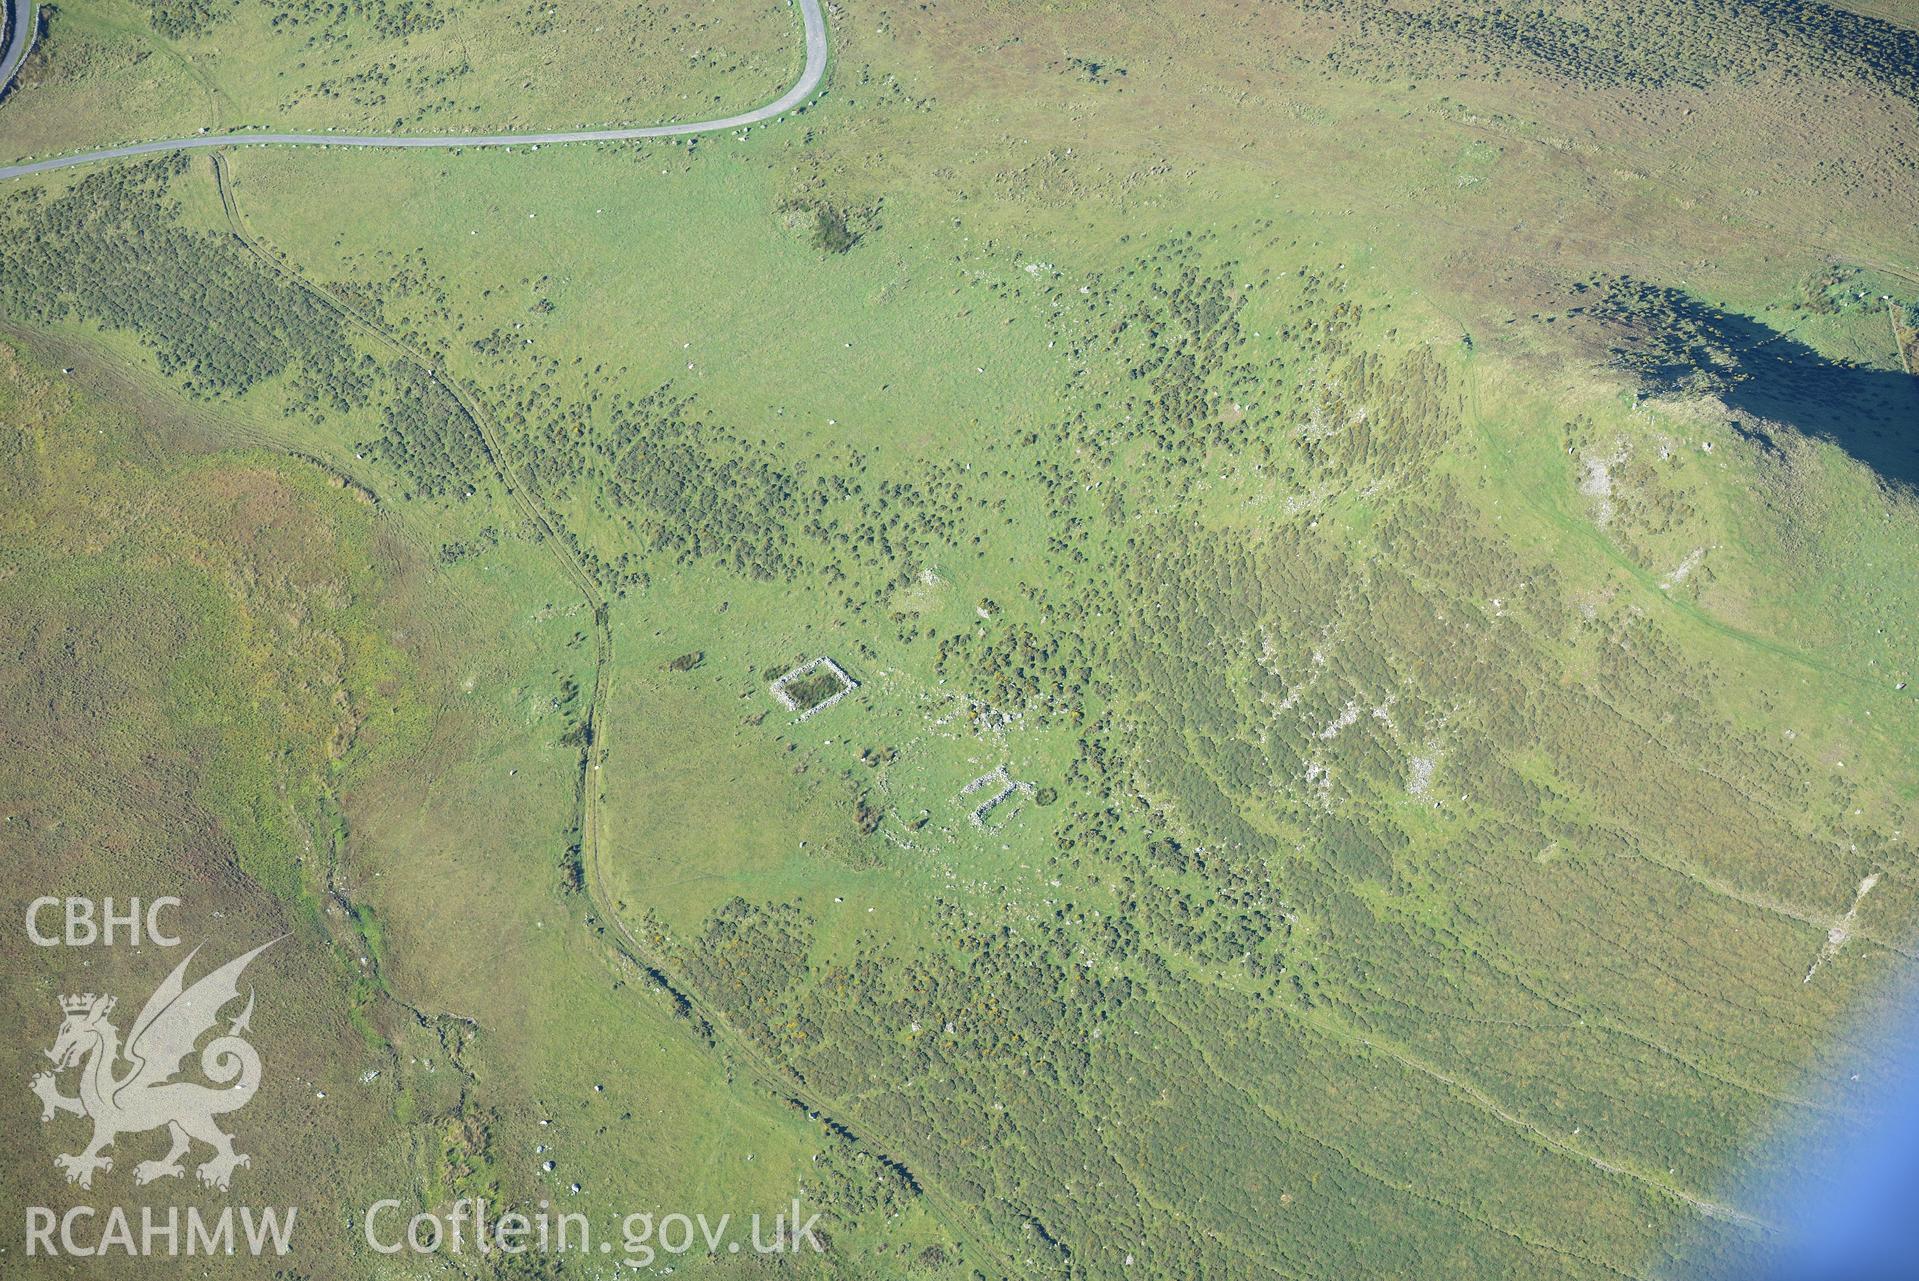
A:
[[1306, 0, 1919, 101], [1575, 275, 1919, 491], [785, 1098, 925, 1197], [0, 157, 368, 406], [779, 198, 876, 255]]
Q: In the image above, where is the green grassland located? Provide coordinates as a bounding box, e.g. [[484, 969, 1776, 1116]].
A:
[[0, 333, 962, 1274], [0, 0, 796, 164], [2, 0, 1918, 1278]]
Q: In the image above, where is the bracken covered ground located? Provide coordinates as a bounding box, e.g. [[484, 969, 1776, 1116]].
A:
[[1, 1, 1917, 1277]]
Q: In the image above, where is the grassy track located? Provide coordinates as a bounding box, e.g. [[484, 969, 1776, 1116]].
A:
[[4, 0, 1917, 1272], [213, 148, 1012, 1276]]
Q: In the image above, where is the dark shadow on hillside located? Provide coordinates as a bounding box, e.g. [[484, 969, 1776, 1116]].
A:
[[1578, 277, 1919, 492]]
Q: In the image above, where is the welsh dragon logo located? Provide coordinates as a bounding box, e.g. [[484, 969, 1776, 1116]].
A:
[[31, 940, 279, 1191]]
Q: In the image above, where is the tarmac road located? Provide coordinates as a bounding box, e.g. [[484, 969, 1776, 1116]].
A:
[[0, 0, 824, 180], [0, 0, 36, 108]]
